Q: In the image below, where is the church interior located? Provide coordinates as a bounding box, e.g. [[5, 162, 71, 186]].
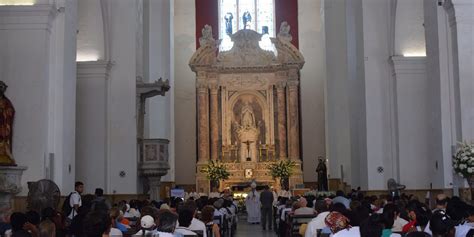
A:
[[0, 0, 473, 236]]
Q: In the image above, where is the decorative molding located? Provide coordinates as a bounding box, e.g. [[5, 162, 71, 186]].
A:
[[217, 30, 276, 67], [0, 4, 56, 31], [77, 60, 113, 79], [190, 27, 304, 72], [390, 56, 426, 75], [100, 0, 111, 61]]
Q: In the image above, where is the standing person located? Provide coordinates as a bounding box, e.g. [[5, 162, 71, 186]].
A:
[[316, 157, 328, 191], [67, 182, 83, 221], [246, 182, 261, 224], [260, 186, 274, 230]]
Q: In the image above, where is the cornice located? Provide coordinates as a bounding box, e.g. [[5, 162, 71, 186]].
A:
[[0, 4, 56, 31], [77, 60, 114, 79], [390, 56, 426, 75]]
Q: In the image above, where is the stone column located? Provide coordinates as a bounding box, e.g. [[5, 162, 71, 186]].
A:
[[276, 82, 287, 159], [287, 79, 300, 161], [209, 85, 219, 160], [197, 81, 210, 162], [444, 0, 474, 140]]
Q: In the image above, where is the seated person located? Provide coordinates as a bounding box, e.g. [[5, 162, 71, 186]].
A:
[[175, 208, 198, 236], [134, 215, 156, 236], [201, 205, 221, 237], [294, 197, 316, 215], [182, 200, 207, 237]]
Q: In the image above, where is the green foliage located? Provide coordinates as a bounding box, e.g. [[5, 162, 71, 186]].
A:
[[200, 160, 230, 181], [269, 160, 296, 179]]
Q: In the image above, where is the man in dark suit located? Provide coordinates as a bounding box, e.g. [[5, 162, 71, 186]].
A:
[[260, 185, 274, 230]]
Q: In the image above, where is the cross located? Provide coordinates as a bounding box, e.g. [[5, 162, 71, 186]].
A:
[[242, 140, 254, 161]]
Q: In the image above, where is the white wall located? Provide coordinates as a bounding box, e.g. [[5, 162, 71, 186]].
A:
[[173, 0, 196, 185], [298, 0, 326, 183], [395, 0, 426, 56], [0, 1, 77, 194], [77, 0, 104, 61]]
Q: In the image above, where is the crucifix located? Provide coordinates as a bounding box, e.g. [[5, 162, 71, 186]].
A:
[[242, 140, 254, 161]]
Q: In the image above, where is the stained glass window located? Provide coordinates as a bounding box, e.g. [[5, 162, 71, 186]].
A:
[[218, 0, 275, 52]]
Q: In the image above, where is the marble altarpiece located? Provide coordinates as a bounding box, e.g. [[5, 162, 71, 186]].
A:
[[189, 23, 304, 193]]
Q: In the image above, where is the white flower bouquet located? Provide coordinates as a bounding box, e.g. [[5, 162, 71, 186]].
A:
[[453, 142, 474, 178]]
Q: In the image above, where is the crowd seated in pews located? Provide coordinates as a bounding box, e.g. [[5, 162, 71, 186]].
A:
[[0, 182, 238, 237], [274, 190, 474, 237]]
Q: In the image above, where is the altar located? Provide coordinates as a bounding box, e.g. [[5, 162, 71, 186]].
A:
[[189, 23, 305, 193]]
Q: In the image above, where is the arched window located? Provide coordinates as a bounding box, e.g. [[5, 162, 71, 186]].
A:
[[218, 0, 275, 51]]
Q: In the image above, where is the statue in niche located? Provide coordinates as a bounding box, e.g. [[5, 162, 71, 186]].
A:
[[243, 11, 252, 29], [0, 81, 15, 166], [234, 100, 260, 162], [241, 102, 256, 129], [224, 12, 233, 36]]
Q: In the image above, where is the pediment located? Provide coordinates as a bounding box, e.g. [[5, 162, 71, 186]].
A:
[[189, 24, 304, 72]]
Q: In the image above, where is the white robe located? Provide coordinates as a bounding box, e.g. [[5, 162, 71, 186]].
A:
[[246, 190, 261, 223]]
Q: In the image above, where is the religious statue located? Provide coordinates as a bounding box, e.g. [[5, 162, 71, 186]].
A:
[[235, 101, 260, 162], [277, 21, 292, 42], [241, 102, 256, 129], [0, 81, 15, 166], [224, 12, 233, 36], [243, 11, 252, 29], [199, 24, 216, 47], [316, 157, 328, 191]]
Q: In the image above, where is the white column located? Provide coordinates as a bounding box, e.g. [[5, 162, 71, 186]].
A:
[[391, 56, 431, 189], [143, 0, 174, 183], [107, 1, 138, 194], [423, 0, 455, 189], [444, 0, 474, 141], [76, 61, 112, 194]]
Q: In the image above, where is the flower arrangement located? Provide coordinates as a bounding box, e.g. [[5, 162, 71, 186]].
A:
[[200, 160, 230, 181], [453, 142, 474, 179], [269, 160, 296, 179]]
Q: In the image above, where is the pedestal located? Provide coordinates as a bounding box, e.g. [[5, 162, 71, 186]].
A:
[[0, 166, 27, 209], [147, 176, 162, 201]]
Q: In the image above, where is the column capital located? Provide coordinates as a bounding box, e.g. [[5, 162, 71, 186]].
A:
[[196, 81, 209, 90], [209, 84, 219, 92], [287, 80, 299, 88], [275, 82, 287, 90]]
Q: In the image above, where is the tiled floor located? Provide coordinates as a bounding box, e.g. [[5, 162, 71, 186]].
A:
[[234, 216, 278, 237]]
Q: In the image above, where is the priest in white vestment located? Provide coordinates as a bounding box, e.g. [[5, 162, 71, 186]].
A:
[[246, 182, 261, 224]]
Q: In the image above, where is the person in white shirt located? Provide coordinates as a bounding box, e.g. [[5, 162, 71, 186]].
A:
[[175, 208, 198, 236], [68, 181, 84, 220], [455, 206, 474, 237], [304, 200, 330, 237], [181, 200, 207, 237]]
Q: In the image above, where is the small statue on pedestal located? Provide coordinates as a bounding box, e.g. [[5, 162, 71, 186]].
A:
[[0, 81, 15, 166], [316, 157, 328, 191]]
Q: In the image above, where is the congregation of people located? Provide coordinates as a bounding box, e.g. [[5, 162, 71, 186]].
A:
[[0, 182, 239, 237], [2, 181, 474, 237]]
